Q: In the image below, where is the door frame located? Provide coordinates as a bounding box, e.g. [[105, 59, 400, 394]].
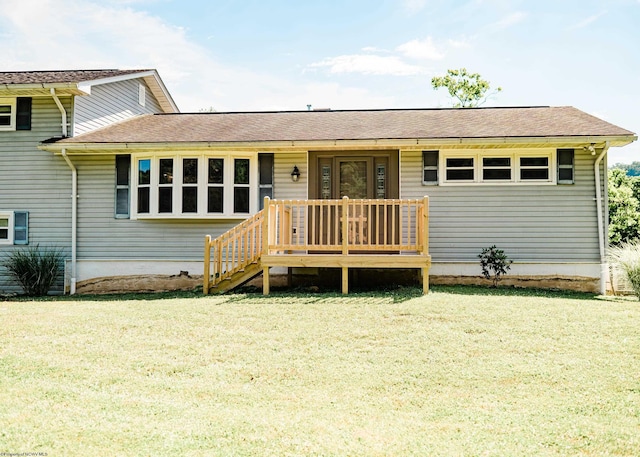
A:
[[308, 150, 399, 200]]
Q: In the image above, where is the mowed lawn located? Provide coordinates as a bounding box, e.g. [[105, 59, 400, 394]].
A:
[[1, 287, 639, 456]]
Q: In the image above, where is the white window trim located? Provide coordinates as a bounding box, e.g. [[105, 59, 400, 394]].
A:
[[0, 211, 15, 245], [0, 98, 17, 131], [439, 149, 556, 186], [131, 152, 258, 219]]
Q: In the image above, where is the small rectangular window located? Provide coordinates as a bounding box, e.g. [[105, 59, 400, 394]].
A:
[[0, 98, 16, 130], [115, 155, 130, 218], [422, 151, 439, 185], [520, 157, 550, 181], [158, 159, 173, 213], [557, 149, 574, 184], [0, 213, 10, 242], [482, 157, 511, 181], [446, 157, 474, 181]]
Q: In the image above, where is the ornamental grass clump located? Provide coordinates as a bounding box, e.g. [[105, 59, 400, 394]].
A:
[[609, 240, 640, 300], [2, 244, 65, 296]]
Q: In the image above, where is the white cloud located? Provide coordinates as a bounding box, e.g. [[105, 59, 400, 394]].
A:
[[486, 11, 528, 31], [403, 0, 428, 13], [308, 54, 428, 76], [396, 37, 444, 60], [568, 11, 607, 30]]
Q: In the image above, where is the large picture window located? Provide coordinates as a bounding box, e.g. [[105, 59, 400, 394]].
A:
[[132, 154, 256, 218]]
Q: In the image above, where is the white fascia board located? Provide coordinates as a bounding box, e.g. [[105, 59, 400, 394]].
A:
[[77, 70, 157, 94]]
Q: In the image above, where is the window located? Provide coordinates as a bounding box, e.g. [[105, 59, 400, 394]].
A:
[[557, 149, 575, 184], [258, 153, 274, 209], [0, 97, 31, 131], [440, 150, 555, 185], [422, 151, 438, 185], [482, 157, 511, 181], [132, 154, 255, 217], [520, 156, 549, 181], [445, 157, 475, 181], [0, 211, 28, 245], [115, 155, 130, 218]]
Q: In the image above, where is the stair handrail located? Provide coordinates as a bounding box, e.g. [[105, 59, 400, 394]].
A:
[[204, 208, 265, 294]]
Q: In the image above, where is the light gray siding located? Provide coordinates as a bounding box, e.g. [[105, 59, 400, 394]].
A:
[[400, 149, 601, 262], [74, 79, 162, 136], [274, 152, 307, 200], [0, 96, 73, 293], [74, 155, 240, 261]]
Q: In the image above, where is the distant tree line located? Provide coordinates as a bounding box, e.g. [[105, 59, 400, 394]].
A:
[[610, 161, 640, 177]]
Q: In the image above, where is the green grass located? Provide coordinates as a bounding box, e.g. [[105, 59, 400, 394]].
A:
[[1, 286, 639, 456]]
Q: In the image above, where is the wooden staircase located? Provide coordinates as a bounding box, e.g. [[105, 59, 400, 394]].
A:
[[204, 209, 265, 294]]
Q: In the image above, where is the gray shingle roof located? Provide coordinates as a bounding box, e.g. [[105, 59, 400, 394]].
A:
[[0, 69, 152, 85], [57, 106, 635, 145]]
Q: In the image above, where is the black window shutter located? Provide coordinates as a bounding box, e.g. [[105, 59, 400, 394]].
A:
[[16, 98, 32, 130]]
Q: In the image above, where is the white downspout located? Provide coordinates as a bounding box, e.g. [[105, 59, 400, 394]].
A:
[[51, 89, 76, 294], [61, 149, 77, 295], [50, 88, 68, 137], [594, 141, 610, 295]]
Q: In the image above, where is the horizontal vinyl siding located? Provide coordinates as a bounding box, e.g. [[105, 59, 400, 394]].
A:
[[74, 79, 162, 136], [400, 149, 600, 263], [0, 96, 73, 293], [274, 152, 307, 200], [75, 156, 239, 261]]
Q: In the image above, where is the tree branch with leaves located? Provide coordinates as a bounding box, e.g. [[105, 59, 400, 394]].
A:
[[431, 68, 502, 108]]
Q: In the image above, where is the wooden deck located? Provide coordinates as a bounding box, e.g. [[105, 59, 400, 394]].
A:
[[204, 196, 431, 294]]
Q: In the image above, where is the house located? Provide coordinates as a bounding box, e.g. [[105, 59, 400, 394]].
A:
[[1, 69, 636, 295], [0, 69, 178, 294], [34, 103, 636, 294]]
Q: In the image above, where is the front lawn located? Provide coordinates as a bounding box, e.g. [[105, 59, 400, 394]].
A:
[[1, 287, 639, 456]]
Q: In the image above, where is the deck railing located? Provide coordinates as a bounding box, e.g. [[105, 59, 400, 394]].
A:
[[204, 196, 429, 293], [265, 196, 429, 254]]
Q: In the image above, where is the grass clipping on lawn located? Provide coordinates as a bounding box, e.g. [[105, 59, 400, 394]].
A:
[[1, 287, 639, 456]]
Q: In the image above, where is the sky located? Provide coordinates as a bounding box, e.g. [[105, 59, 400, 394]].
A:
[[0, 0, 638, 163]]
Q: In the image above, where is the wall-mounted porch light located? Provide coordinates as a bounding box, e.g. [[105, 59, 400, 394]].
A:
[[291, 165, 301, 182]]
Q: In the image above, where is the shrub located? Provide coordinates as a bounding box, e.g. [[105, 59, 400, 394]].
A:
[[2, 245, 65, 296], [479, 245, 512, 287], [608, 241, 640, 300]]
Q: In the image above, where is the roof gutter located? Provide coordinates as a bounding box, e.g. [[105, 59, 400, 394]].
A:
[[50, 88, 68, 137], [594, 141, 610, 295]]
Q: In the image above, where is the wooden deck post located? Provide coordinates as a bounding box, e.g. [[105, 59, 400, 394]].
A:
[[422, 195, 430, 294], [203, 235, 211, 295], [262, 196, 270, 295], [341, 196, 349, 294]]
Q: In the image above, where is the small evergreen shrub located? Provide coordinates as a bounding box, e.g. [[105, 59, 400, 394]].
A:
[[2, 245, 65, 296], [609, 241, 640, 300], [478, 245, 512, 287]]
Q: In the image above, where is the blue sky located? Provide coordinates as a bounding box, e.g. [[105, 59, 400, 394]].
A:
[[1, 0, 638, 162]]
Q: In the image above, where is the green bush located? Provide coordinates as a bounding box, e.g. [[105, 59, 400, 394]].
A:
[[609, 241, 640, 300], [479, 245, 512, 287], [2, 245, 65, 296]]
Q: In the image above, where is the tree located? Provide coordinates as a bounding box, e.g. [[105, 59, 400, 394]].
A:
[[431, 68, 502, 108], [610, 161, 640, 177], [609, 168, 640, 245]]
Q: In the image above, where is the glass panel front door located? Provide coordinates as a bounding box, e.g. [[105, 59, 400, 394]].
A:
[[339, 160, 368, 198]]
